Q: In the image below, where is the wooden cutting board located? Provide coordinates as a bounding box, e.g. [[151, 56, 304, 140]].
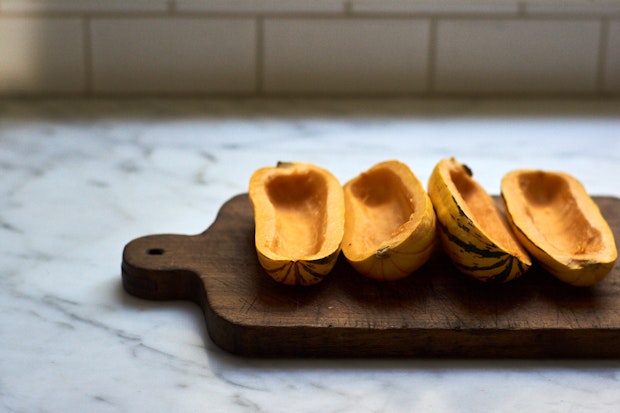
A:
[[122, 195, 620, 358]]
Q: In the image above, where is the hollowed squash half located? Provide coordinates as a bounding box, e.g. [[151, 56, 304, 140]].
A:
[[428, 157, 531, 283], [501, 170, 617, 286], [342, 160, 437, 281], [249, 162, 345, 286]]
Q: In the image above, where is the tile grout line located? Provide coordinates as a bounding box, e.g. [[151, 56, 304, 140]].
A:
[[344, 0, 353, 15], [596, 17, 609, 94], [517, 1, 527, 17], [82, 16, 93, 95], [0, 9, 617, 20], [167, 0, 176, 14], [426, 17, 438, 94], [255, 16, 265, 95]]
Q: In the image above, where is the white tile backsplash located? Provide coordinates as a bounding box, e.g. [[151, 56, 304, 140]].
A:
[[0, 17, 85, 94], [177, 0, 345, 14], [263, 18, 429, 94], [0, 0, 619, 96], [1, 0, 169, 13], [91, 18, 256, 94], [524, 0, 620, 16], [350, 0, 520, 15], [604, 19, 620, 92], [434, 19, 601, 94]]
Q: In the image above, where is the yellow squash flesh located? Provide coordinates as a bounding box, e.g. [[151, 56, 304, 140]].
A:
[[501, 169, 617, 286], [249, 162, 345, 286], [342, 160, 437, 281], [428, 157, 531, 283]]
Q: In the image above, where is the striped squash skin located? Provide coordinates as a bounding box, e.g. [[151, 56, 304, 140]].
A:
[[256, 248, 341, 286], [428, 159, 531, 283]]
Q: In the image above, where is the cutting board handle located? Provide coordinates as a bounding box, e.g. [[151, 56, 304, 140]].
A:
[[121, 233, 205, 304]]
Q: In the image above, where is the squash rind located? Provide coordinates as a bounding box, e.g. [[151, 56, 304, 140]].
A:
[[428, 157, 531, 283], [342, 160, 437, 281], [501, 169, 617, 287], [249, 162, 345, 286]]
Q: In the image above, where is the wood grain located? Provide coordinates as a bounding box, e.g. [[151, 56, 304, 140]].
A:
[[122, 195, 620, 358]]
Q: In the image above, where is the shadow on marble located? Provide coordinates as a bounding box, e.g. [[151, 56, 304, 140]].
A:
[[113, 275, 620, 376]]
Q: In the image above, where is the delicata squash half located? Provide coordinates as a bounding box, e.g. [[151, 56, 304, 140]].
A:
[[249, 162, 345, 286], [428, 157, 531, 283], [501, 170, 617, 287], [342, 160, 437, 281]]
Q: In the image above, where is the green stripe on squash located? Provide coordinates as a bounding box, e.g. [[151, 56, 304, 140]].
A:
[[438, 220, 506, 259]]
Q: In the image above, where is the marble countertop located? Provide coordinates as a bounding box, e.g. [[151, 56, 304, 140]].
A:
[[2, 98, 619, 413]]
